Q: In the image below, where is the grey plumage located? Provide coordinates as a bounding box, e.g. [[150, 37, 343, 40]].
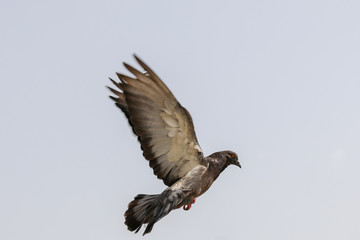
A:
[[108, 55, 241, 235]]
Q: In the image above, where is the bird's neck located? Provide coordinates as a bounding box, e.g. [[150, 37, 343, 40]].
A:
[[208, 158, 229, 177]]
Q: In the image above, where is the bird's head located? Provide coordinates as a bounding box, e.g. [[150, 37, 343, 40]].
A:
[[224, 151, 241, 168]]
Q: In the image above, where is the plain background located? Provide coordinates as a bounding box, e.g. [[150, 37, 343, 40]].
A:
[[1, 0, 360, 239]]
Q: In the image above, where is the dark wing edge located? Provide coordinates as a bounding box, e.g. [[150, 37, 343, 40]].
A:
[[107, 55, 204, 186]]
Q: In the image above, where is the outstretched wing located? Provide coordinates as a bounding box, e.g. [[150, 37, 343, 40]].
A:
[[108, 55, 204, 186]]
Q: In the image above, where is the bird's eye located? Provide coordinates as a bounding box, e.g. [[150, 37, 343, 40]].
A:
[[231, 154, 235, 158]]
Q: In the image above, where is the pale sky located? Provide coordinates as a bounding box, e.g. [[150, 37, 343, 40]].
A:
[[1, 0, 360, 239]]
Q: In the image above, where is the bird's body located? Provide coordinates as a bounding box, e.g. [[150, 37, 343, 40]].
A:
[[108, 55, 241, 235]]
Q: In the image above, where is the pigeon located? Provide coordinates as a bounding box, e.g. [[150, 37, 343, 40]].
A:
[[108, 55, 241, 235]]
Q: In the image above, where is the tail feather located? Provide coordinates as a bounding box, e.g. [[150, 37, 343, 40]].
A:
[[125, 194, 158, 233], [124, 191, 183, 235]]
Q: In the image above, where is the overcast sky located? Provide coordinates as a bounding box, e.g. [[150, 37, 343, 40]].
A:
[[1, 0, 360, 239]]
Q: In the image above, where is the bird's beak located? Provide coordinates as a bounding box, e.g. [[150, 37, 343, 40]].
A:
[[234, 161, 241, 168]]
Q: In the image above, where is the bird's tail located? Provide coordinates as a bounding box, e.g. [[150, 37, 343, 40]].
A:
[[124, 191, 182, 235]]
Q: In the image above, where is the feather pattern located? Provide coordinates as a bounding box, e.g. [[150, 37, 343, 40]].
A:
[[108, 55, 204, 186]]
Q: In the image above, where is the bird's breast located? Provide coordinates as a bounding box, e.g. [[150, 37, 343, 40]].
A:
[[170, 164, 217, 208]]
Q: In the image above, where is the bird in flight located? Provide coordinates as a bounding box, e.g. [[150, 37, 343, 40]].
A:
[[108, 55, 241, 235]]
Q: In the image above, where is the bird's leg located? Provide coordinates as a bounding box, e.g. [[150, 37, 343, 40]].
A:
[[183, 198, 196, 211]]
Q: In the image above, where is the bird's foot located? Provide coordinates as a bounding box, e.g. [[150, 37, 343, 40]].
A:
[[183, 204, 191, 210], [183, 198, 196, 211]]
